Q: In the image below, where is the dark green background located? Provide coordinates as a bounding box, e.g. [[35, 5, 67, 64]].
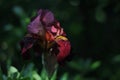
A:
[[0, 0, 120, 80]]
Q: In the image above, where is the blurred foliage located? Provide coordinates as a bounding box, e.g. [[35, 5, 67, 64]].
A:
[[0, 0, 120, 80]]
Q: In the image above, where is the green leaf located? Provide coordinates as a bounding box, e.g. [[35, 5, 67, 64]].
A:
[[8, 66, 18, 75], [0, 67, 3, 80], [90, 61, 101, 70], [68, 61, 81, 71], [50, 68, 58, 80], [4, 24, 13, 31], [112, 55, 120, 62], [8, 66, 20, 79], [20, 63, 34, 79], [19, 77, 31, 80], [95, 8, 106, 23], [32, 71, 41, 80], [69, 23, 83, 36], [68, 59, 91, 72], [2, 75, 7, 80], [60, 72, 69, 80], [24, 18, 30, 24], [13, 6, 24, 17], [69, 0, 80, 6], [74, 75, 84, 80], [40, 68, 49, 80]]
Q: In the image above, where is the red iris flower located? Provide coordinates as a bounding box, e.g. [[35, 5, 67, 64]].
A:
[[20, 9, 71, 64]]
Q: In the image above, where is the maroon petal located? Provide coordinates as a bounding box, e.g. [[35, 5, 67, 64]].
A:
[[22, 50, 31, 60], [33, 43, 43, 57], [20, 37, 36, 54], [56, 40, 71, 63]]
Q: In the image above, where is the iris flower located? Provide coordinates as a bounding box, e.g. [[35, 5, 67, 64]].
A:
[[20, 9, 71, 76]]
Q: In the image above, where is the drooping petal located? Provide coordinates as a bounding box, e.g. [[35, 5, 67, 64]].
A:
[[33, 43, 43, 56], [22, 50, 31, 60], [20, 37, 36, 54], [55, 37, 71, 63]]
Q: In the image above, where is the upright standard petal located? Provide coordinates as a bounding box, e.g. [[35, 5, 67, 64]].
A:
[[27, 15, 44, 34], [40, 10, 54, 26]]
